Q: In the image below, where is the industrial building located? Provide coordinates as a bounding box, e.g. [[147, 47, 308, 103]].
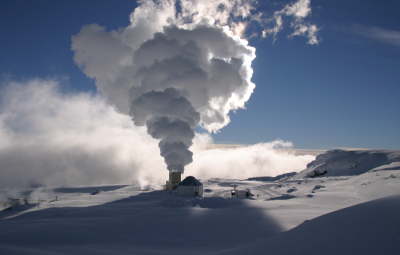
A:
[[166, 172, 181, 190], [176, 176, 203, 197]]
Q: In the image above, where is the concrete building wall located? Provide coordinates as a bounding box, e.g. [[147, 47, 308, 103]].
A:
[[176, 185, 203, 197], [169, 172, 181, 183]]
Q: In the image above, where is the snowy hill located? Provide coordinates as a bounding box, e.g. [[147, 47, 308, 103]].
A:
[[293, 149, 400, 179]]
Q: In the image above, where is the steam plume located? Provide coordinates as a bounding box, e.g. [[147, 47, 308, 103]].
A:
[[131, 87, 200, 171], [72, 0, 319, 172]]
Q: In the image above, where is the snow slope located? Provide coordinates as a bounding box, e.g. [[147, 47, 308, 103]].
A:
[[294, 149, 400, 178], [1, 151, 400, 254], [217, 194, 400, 255]]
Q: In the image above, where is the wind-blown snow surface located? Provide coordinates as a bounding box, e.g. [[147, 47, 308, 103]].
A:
[[1, 150, 400, 254]]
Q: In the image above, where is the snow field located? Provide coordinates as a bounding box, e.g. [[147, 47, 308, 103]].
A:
[[1, 150, 400, 254]]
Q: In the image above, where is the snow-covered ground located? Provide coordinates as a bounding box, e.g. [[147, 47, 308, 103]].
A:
[[1, 150, 400, 254]]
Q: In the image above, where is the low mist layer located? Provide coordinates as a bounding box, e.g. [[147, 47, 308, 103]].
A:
[[0, 79, 314, 188]]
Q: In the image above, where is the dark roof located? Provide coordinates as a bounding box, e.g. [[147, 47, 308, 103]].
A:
[[178, 176, 203, 186]]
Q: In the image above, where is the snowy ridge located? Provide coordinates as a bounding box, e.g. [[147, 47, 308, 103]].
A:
[[293, 149, 400, 179], [246, 172, 297, 182]]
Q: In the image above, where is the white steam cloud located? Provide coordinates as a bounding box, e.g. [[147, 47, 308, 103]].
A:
[[0, 79, 163, 188], [0, 1, 320, 188], [189, 140, 315, 180], [71, 0, 319, 173], [0, 80, 314, 188]]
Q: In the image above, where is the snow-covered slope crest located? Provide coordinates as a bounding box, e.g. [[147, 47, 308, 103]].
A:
[[294, 149, 400, 179]]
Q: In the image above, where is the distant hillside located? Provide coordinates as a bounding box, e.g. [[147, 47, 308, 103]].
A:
[[294, 149, 400, 179], [246, 172, 297, 182]]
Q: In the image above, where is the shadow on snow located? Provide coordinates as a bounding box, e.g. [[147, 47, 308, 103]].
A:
[[0, 190, 284, 254]]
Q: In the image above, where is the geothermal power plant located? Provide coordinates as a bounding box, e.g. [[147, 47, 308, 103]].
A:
[[166, 172, 204, 197]]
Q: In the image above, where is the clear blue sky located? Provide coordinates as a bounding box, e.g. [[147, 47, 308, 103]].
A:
[[1, 0, 399, 150]]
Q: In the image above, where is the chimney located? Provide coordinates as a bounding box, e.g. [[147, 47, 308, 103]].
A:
[[166, 171, 181, 190]]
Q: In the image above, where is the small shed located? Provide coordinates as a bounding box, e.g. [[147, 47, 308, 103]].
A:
[[176, 176, 203, 197]]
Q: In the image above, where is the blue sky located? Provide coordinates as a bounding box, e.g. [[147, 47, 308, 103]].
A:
[[1, 0, 399, 150]]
